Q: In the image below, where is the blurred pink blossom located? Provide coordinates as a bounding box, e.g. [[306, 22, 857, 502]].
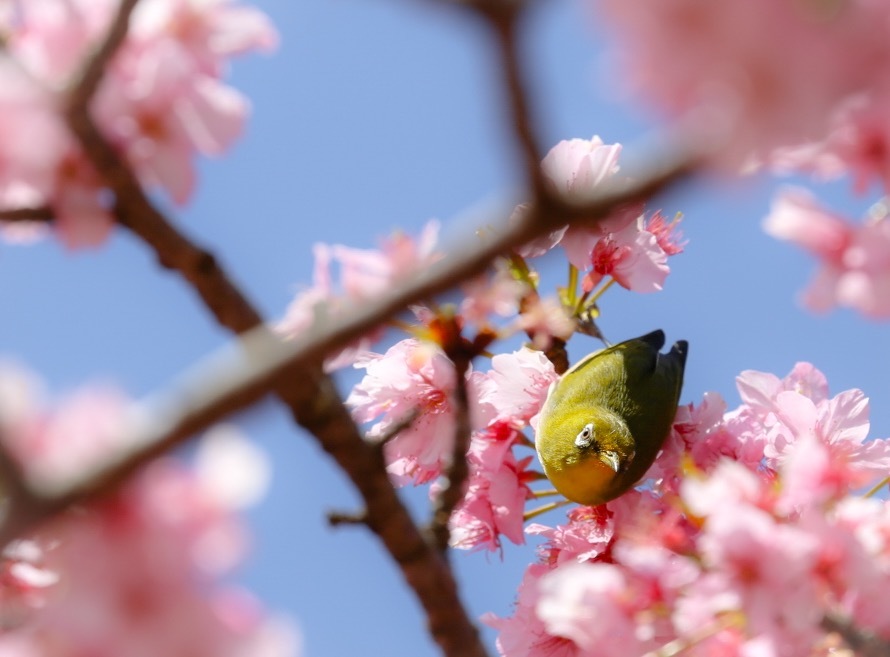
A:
[[599, 0, 890, 165], [764, 187, 890, 317], [0, 0, 275, 244], [519, 136, 642, 266], [278, 221, 441, 369]]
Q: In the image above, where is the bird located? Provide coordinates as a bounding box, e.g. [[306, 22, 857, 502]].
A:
[[535, 329, 688, 506]]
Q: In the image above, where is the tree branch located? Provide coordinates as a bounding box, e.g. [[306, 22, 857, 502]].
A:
[[0, 207, 53, 223], [822, 613, 890, 657]]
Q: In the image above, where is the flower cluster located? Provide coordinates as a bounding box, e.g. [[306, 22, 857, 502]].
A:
[[0, 363, 297, 657], [485, 362, 890, 657], [338, 136, 684, 553], [521, 137, 684, 296], [0, 0, 276, 248]]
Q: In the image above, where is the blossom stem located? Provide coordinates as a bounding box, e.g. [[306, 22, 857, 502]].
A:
[[389, 318, 416, 333], [587, 277, 616, 307], [864, 475, 890, 498], [642, 615, 739, 657], [566, 264, 578, 307], [531, 489, 561, 499], [523, 499, 569, 521]]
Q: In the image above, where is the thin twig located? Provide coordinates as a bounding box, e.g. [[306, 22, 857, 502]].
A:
[[429, 356, 473, 552], [66, 0, 141, 112], [478, 3, 548, 199], [327, 510, 369, 527]]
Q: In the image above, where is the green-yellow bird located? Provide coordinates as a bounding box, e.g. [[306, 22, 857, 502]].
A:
[[535, 330, 688, 506]]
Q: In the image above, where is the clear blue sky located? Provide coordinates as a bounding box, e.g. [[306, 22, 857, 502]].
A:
[[0, 0, 887, 655]]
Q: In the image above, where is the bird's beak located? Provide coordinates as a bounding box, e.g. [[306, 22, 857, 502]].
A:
[[599, 450, 622, 473]]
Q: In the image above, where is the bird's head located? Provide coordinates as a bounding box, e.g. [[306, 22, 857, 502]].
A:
[[571, 410, 635, 474]]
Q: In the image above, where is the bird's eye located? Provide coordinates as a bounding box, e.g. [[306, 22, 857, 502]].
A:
[[574, 423, 594, 448]]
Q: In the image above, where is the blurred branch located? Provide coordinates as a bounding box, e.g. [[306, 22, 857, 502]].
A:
[[0, 434, 50, 543], [0, 207, 53, 223], [477, 2, 548, 198]]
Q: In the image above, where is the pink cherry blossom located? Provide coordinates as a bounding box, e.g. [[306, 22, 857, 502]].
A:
[[770, 89, 890, 193], [278, 221, 442, 369], [0, 360, 294, 656], [130, 0, 279, 77], [765, 387, 890, 492], [541, 137, 622, 202], [447, 428, 534, 552], [0, 59, 71, 212], [519, 136, 642, 266], [526, 505, 615, 567], [0, 378, 137, 487], [763, 187, 890, 317], [536, 562, 652, 656], [483, 563, 582, 657], [736, 361, 830, 413], [1, 0, 276, 245], [328, 219, 441, 299], [0, 457, 296, 657], [93, 40, 248, 204], [514, 297, 577, 350], [0, 539, 58, 631], [698, 505, 823, 654], [475, 347, 558, 429], [4, 0, 116, 84], [459, 263, 526, 328], [581, 216, 670, 294], [347, 338, 477, 485], [644, 211, 686, 256]]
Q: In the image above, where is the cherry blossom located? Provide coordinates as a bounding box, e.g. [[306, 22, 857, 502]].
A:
[[581, 215, 670, 294], [764, 188, 890, 317], [599, 0, 890, 165], [0, 361, 295, 656], [0, 0, 276, 245], [519, 136, 642, 267], [487, 360, 890, 657], [278, 221, 442, 369], [347, 338, 475, 485], [446, 425, 535, 552], [474, 347, 558, 429]]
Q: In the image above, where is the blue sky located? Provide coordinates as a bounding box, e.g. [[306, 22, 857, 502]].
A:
[[1, 0, 888, 655]]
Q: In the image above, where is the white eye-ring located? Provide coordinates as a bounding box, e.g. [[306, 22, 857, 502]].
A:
[[574, 423, 594, 448]]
